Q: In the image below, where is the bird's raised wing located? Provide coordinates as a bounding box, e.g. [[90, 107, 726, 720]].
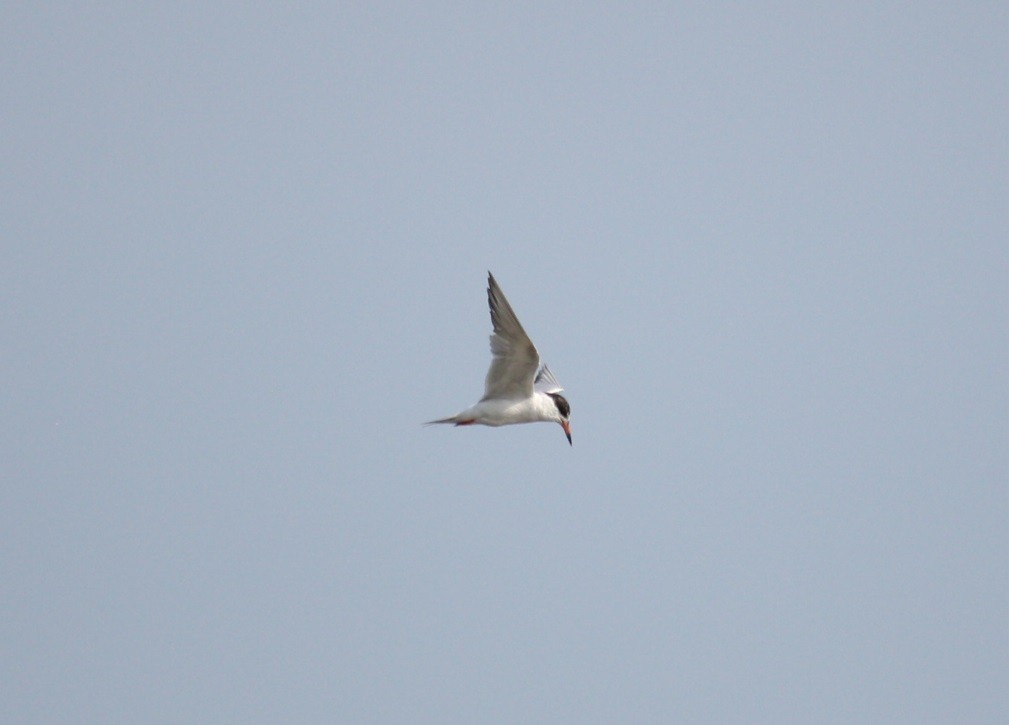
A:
[[533, 364, 564, 394], [482, 272, 540, 400]]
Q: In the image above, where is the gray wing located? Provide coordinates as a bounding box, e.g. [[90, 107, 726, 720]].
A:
[[482, 272, 540, 400], [533, 364, 564, 394]]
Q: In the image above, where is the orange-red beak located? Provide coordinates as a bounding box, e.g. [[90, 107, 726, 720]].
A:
[[561, 420, 572, 446]]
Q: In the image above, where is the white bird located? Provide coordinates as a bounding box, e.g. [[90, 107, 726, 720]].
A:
[[427, 272, 572, 445]]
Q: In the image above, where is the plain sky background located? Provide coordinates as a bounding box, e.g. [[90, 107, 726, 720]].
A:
[[3, 3, 1007, 722]]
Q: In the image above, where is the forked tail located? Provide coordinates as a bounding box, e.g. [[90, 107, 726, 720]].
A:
[[424, 416, 459, 425], [424, 416, 476, 426]]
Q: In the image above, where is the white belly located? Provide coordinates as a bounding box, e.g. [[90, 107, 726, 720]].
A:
[[465, 396, 549, 426]]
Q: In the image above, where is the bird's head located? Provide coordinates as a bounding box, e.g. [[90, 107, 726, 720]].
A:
[[547, 392, 572, 446]]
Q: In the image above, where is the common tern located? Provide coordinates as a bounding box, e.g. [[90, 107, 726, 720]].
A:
[[426, 272, 572, 445]]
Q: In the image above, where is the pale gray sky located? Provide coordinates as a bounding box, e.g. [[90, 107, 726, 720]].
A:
[[3, 3, 1007, 722]]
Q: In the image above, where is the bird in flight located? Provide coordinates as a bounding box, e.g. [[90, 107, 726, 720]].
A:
[[427, 272, 572, 445]]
